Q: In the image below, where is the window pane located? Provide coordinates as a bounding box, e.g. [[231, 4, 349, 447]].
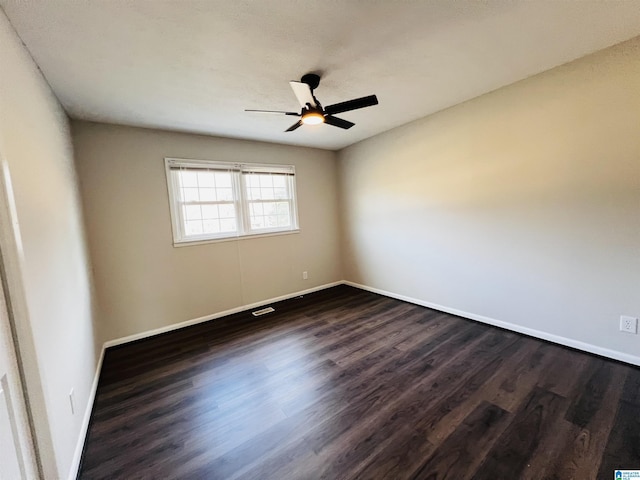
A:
[[180, 171, 198, 187], [197, 171, 215, 187], [217, 188, 233, 201], [277, 215, 290, 227], [259, 175, 273, 188], [182, 188, 199, 202], [244, 172, 293, 202], [199, 188, 216, 201], [266, 202, 280, 215], [246, 201, 294, 232], [201, 204, 219, 220], [265, 214, 278, 228], [251, 216, 265, 229], [247, 188, 259, 200], [250, 203, 264, 216], [277, 202, 289, 215], [246, 174, 260, 187], [260, 187, 275, 200], [220, 218, 236, 232], [215, 172, 232, 188], [218, 204, 235, 219], [203, 219, 220, 234], [185, 220, 203, 235], [184, 205, 202, 220]]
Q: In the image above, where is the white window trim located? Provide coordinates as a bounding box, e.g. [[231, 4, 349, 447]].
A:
[[164, 157, 300, 246]]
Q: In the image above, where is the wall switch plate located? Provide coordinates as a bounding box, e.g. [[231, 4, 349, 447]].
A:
[[620, 315, 638, 334], [302, 271, 308, 280]]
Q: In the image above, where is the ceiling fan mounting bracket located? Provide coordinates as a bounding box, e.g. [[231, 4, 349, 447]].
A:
[[301, 73, 321, 90]]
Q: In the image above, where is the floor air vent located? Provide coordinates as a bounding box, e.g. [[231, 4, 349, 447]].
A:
[[252, 307, 275, 317]]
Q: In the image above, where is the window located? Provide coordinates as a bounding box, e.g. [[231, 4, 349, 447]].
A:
[[165, 158, 299, 244]]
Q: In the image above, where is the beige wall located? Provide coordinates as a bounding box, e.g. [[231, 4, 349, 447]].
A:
[[73, 122, 342, 341], [339, 37, 640, 361], [0, 8, 99, 479]]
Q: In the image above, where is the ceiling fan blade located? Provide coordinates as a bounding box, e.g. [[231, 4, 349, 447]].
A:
[[245, 109, 300, 116], [324, 115, 355, 130], [285, 120, 304, 132], [289, 81, 317, 108], [324, 95, 378, 115]]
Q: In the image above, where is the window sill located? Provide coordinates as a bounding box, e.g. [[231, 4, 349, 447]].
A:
[[172, 228, 301, 247]]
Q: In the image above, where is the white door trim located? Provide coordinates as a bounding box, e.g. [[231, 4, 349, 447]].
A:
[[0, 270, 38, 479], [0, 144, 61, 477], [0, 154, 40, 478]]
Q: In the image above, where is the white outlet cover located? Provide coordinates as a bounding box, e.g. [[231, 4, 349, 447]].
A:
[[620, 315, 638, 334]]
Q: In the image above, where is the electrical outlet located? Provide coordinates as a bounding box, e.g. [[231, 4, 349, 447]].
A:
[[620, 315, 638, 334], [69, 389, 76, 415], [302, 271, 308, 280]]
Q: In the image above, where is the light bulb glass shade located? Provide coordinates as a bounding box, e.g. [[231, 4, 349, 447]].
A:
[[301, 112, 325, 125]]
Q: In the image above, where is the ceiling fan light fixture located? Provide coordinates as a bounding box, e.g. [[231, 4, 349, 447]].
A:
[[301, 111, 325, 125]]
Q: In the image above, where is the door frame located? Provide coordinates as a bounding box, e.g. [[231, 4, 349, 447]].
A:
[[0, 153, 42, 479], [0, 266, 39, 479]]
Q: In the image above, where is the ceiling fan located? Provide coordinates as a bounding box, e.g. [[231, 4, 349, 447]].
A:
[[245, 73, 378, 132]]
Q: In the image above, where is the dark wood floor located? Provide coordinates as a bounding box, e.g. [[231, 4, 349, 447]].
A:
[[79, 285, 640, 479]]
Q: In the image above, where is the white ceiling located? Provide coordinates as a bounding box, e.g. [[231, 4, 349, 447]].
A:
[[3, 1, 640, 151]]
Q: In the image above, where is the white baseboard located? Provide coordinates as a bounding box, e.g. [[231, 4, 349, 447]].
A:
[[67, 345, 105, 480], [344, 280, 640, 367], [104, 281, 343, 348]]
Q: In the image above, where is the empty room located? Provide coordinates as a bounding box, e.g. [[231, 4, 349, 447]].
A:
[[1, 1, 639, 479]]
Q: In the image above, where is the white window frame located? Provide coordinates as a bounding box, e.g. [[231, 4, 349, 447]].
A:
[[165, 158, 299, 246]]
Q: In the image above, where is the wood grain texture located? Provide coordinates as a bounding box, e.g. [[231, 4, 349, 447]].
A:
[[78, 285, 640, 479]]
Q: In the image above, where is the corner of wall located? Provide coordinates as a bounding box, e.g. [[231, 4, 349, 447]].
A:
[[0, 8, 101, 479]]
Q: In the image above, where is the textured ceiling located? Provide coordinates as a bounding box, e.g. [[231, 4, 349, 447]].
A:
[[3, 0, 640, 150]]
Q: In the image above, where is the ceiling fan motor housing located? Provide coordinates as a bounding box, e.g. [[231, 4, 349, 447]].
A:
[[301, 73, 321, 90]]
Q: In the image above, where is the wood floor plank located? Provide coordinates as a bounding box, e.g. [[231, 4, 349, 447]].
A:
[[471, 387, 567, 480], [414, 332, 517, 436], [409, 401, 510, 480], [238, 382, 403, 480], [173, 380, 363, 479], [596, 367, 640, 477], [565, 358, 616, 428], [620, 366, 640, 404], [540, 363, 627, 480], [537, 347, 589, 398], [518, 418, 578, 480], [414, 332, 522, 438], [425, 335, 539, 445], [354, 425, 436, 480], [394, 313, 457, 352], [488, 342, 560, 412], [78, 285, 640, 480]]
